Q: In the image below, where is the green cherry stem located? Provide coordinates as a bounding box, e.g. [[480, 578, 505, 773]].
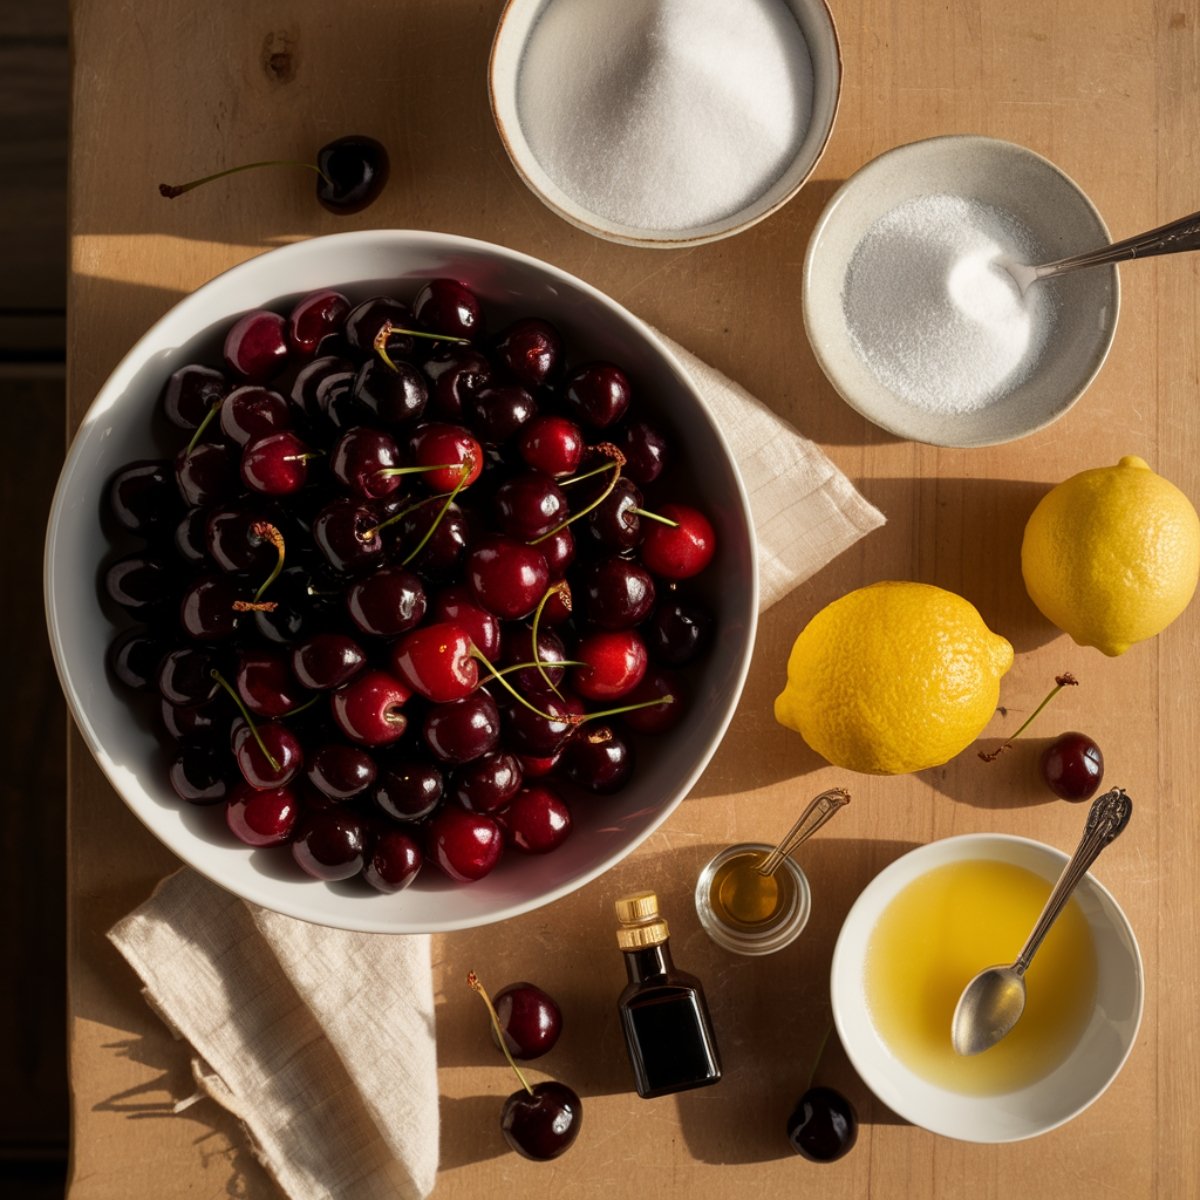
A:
[[491, 659, 586, 679], [631, 506, 679, 528], [530, 443, 626, 546], [400, 464, 472, 566], [184, 399, 222, 456], [360, 490, 452, 544], [469, 644, 568, 722], [230, 522, 286, 611], [531, 582, 572, 697], [210, 669, 281, 773], [376, 463, 459, 479], [467, 971, 533, 1095], [160, 159, 334, 199], [579, 694, 675, 725], [373, 319, 469, 371], [978, 672, 1079, 762], [557, 461, 617, 488]]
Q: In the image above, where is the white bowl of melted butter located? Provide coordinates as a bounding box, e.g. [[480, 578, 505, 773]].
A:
[[830, 834, 1142, 1142]]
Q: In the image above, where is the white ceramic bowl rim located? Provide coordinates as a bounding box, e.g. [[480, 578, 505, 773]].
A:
[[45, 228, 759, 933], [488, 0, 843, 248], [830, 832, 1144, 1142]]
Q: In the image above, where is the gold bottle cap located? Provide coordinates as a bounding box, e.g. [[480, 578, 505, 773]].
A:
[[615, 890, 669, 949]]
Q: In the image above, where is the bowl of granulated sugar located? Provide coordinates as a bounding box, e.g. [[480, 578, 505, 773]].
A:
[[803, 136, 1120, 447], [489, 0, 841, 247]]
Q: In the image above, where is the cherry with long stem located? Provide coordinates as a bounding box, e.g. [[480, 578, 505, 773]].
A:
[[979, 672, 1079, 762], [210, 669, 281, 773], [231, 522, 285, 613], [372, 319, 469, 372], [161, 160, 333, 199]]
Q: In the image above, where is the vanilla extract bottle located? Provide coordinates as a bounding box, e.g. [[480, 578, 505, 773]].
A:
[[614, 890, 722, 1098]]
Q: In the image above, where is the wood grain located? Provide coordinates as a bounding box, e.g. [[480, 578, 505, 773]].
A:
[[65, 1, 1200, 1197]]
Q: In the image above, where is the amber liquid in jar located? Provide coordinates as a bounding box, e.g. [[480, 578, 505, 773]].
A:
[[708, 849, 797, 927]]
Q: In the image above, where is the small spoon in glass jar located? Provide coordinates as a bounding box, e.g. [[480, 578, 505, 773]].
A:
[[1000, 208, 1200, 294], [950, 788, 1132, 1057]]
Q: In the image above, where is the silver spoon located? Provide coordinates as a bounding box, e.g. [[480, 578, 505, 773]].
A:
[[755, 787, 850, 877], [1000, 208, 1200, 294], [950, 788, 1132, 1057]]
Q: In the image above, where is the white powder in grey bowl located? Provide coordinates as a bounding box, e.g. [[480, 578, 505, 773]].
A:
[[515, 0, 814, 232], [841, 194, 1059, 414]]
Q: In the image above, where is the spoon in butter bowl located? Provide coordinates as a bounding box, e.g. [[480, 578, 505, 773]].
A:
[[999, 208, 1200, 294], [950, 788, 1132, 1057]]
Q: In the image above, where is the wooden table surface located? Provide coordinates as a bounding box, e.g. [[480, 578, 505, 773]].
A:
[[65, 1, 1200, 1196]]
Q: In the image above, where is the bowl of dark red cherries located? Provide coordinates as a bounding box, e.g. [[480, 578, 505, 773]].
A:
[[45, 230, 757, 932]]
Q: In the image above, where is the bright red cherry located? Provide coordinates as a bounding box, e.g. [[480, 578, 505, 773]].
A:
[[330, 669, 412, 746], [225, 781, 298, 847], [431, 586, 501, 658], [573, 630, 648, 700], [506, 786, 572, 854], [408, 422, 483, 492], [241, 430, 312, 495], [641, 504, 716, 579], [390, 622, 479, 703], [518, 414, 584, 478], [427, 806, 503, 881], [466, 536, 550, 620]]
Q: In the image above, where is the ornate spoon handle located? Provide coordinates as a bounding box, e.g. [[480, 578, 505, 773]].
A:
[[755, 787, 851, 877]]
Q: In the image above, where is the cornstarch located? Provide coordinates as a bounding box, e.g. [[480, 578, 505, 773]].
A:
[[515, 0, 814, 232], [841, 195, 1058, 414]]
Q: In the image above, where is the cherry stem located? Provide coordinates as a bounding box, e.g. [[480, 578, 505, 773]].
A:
[[978, 672, 1079, 762], [280, 693, 320, 720], [159, 159, 334, 199], [492, 659, 585, 678], [184, 400, 222, 456], [558, 461, 616, 487], [251, 522, 285, 602], [531, 582, 572, 698], [806, 1021, 834, 1092], [469, 645, 563, 722], [631, 506, 678, 528], [530, 443, 627, 545], [399, 463, 472, 566], [376, 463, 459, 479], [360, 491, 449, 544], [467, 971, 533, 1096], [209, 669, 281, 773], [373, 319, 469, 371], [580, 694, 675, 725]]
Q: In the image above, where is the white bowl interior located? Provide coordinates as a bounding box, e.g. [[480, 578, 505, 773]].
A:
[[45, 230, 757, 933], [489, 0, 842, 247], [831, 834, 1143, 1142], [804, 135, 1119, 446]]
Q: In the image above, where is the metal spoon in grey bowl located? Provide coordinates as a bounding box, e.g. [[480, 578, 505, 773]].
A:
[[950, 788, 1133, 1057], [1000, 208, 1200, 294]]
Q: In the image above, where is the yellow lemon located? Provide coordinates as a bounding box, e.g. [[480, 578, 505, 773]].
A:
[[774, 582, 1013, 775], [1021, 456, 1200, 656]]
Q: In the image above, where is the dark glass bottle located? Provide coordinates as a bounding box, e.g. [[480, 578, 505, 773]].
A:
[[615, 890, 722, 1098]]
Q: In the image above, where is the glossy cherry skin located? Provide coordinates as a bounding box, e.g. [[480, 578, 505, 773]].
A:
[[503, 692, 578, 757], [372, 758, 444, 822], [107, 459, 182, 536], [160, 697, 230, 743], [563, 725, 634, 793], [620, 669, 683, 735], [646, 597, 712, 666], [306, 743, 377, 800], [330, 669, 411, 747], [353, 358, 428, 428], [291, 632, 367, 690], [430, 586, 501, 658], [287, 288, 350, 358], [232, 719, 303, 789], [241, 431, 311, 496], [641, 504, 716, 579], [422, 690, 501, 765], [225, 781, 297, 847], [292, 810, 369, 880], [345, 296, 416, 359], [414, 278, 483, 341], [205, 506, 280, 574], [583, 557, 655, 630], [176, 441, 239, 507], [291, 354, 354, 419], [1041, 732, 1105, 800], [786, 1087, 858, 1163], [465, 536, 550, 620], [614, 418, 668, 485], [453, 750, 523, 814], [312, 497, 387, 574], [586, 476, 642, 553], [518, 414, 584, 478], [471, 385, 538, 445], [345, 566, 427, 637], [224, 309, 289, 383], [495, 472, 568, 540], [493, 318, 561, 388], [562, 362, 631, 428], [104, 554, 174, 613], [219, 385, 291, 446], [178, 574, 243, 640], [573, 630, 648, 700], [236, 648, 305, 717], [423, 347, 493, 421], [492, 982, 562, 1059], [363, 829, 423, 893], [408, 422, 483, 492], [390, 622, 479, 703], [108, 627, 168, 691], [157, 646, 220, 707], [161, 363, 225, 429], [168, 741, 233, 805], [315, 135, 389, 214], [501, 1081, 581, 1161], [426, 806, 503, 881], [396, 502, 473, 582], [331, 427, 404, 500], [505, 786, 572, 854]]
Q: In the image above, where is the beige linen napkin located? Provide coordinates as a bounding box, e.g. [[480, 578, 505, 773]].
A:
[[107, 344, 884, 1200]]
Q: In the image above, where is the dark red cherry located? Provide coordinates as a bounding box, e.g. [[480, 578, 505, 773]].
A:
[[586, 476, 642, 552], [219, 385, 290, 447], [492, 982, 562, 1059], [104, 554, 174, 612], [174, 506, 211, 566], [423, 347, 493, 421], [501, 1081, 581, 1161], [614, 418, 668, 485], [179, 573, 243, 640], [427, 806, 503, 881], [390, 622, 479, 703], [539, 529, 576, 585], [346, 566, 427, 637], [160, 696, 228, 742], [620, 669, 683, 735], [353, 358, 428, 428], [224, 309, 289, 383], [414, 279, 483, 342], [345, 297, 415, 359], [205, 505, 281, 574], [517, 415, 584, 478], [465, 536, 550, 620], [330, 669, 411, 747], [232, 719, 302, 789], [306, 743, 377, 800], [646, 598, 712, 666], [453, 750, 523, 814], [225, 781, 297, 847], [470, 385, 538, 445], [583, 557, 655, 629], [494, 318, 561, 388], [161, 363, 225, 430], [372, 757, 444, 822], [363, 829, 423, 893], [573, 630, 647, 700], [287, 289, 350, 358], [157, 645, 220, 707], [236, 648, 305, 718], [562, 362, 631, 429], [641, 504, 716, 579], [1040, 732, 1105, 801], [495, 473, 568, 540], [168, 741, 233, 805], [505, 786, 572, 854], [396, 502, 474, 582], [312, 497, 387, 574], [241, 431, 312, 496], [291, 632, 367, 690], [176, 441, 239, 507], [292, 810, 369, 880], [562, 725, 634, 794], [431, 586, 501, 659], [107, 460, 183, 536], [315, 135, 389, 214], [107, 627, 169, 691], [422, 690, 501, 765], [503, 692, 578, 757], [291, 354, 354, 419], [331, 427, 404, 500], [786, 1086, 858, 1163]]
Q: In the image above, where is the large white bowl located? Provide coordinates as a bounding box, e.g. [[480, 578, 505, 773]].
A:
[[831, 834, 1143, 1142], [45, 230, 757, 933]]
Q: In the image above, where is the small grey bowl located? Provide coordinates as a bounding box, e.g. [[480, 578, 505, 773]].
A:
[[803, 135, 1119, 447]]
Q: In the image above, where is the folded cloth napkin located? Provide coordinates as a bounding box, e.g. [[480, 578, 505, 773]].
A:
[[108, 342, 884, 1200]]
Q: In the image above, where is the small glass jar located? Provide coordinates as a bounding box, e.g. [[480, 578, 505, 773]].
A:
[[694, 842, 812, 956]]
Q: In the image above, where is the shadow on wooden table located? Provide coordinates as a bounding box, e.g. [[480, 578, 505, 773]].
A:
[[435, 836, 918, 1170]]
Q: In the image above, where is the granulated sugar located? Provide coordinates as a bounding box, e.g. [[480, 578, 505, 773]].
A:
[[516, 0, 813, 232], [841, 195, 1057, 413]]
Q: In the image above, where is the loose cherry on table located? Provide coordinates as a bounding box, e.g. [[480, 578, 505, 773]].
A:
[[468, 972, 581, 1161], [786, 1087, 858, 1163], [1040, 732, 1105, 800], [491, 981, 562, 1059], [159, 134, 389, 215]]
